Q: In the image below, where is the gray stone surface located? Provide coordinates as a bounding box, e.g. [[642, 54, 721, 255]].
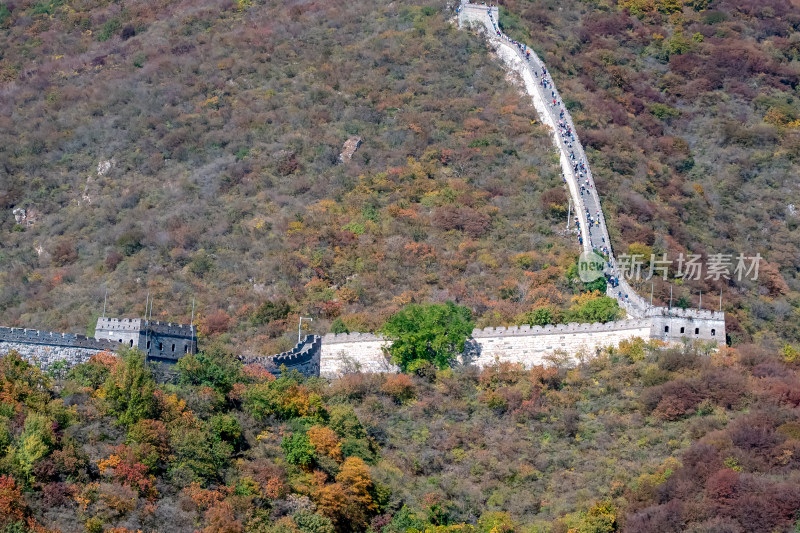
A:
[[240, 335, 322, 378], [0, 341, 106, 370], [94, 317, 198, 363]]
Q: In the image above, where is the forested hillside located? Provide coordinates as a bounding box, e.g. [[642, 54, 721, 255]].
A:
[[0, 0, 588, 356], [2, 0, 800, 531], [1, 341, 798, 532], [3, 0, 799, 353], [499, 0, 800, 346]]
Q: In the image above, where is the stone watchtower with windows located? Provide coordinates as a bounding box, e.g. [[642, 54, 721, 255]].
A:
[[94, 317, 197, 364]]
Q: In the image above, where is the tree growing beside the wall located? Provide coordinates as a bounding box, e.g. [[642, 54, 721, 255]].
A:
[[564, 291, 622, 324], [381, 302, 474, 372], [102, 348, 157, 427]]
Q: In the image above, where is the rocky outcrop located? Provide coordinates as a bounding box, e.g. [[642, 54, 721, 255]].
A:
[[338, 136, 362, 162]]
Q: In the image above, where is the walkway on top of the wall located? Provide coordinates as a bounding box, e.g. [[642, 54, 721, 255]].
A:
[[458, 2, 653, 318]]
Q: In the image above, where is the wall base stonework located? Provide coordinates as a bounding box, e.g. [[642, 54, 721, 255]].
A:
[[0, 341, 106, 370], [320, 333, 397, 378], [317, 315, 724, 377], [467, 320, 654, 367]]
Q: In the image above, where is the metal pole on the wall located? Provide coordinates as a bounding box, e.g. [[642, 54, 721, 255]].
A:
[[190, 297, 195, 354], [145, 292, 150, 356], [669, 284, 672, 309], [566, 197, 571, 230], [699, 290, 702, 311], [719, 291, 722, 312]]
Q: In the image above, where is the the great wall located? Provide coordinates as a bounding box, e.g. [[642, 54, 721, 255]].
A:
[[0, 317, 199, 369], [0, 326, 121, 369], [0, 2, 725, 378]]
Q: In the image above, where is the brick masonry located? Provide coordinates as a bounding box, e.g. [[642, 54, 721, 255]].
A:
[[240, 335, 322, 378], [318, 311, 724, 378]]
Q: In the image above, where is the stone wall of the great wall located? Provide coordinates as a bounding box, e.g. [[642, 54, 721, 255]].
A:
[[0, 342, 107, 368], [241, 335, 322, 378], [320, 333, 396, 378], [0, 327, 120, 369], [319, 319, 662, 377], [468, 320, 653, 367]]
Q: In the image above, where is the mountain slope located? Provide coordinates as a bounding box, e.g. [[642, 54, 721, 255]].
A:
[[1, 0, 575, 353], [499, 0, 800, 345]]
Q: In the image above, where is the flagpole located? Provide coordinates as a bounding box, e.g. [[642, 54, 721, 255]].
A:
[[190, 298, 195, 354]]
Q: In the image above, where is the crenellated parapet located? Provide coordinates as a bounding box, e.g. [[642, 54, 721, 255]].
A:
[[95, 317, 143, 332], [321, 332, 386, 344], [0, 327, 121, 370], [240, 335, 322, 378], [645, 307, 724, 320], [471, 319, 654, 338], [0, 327, 120, 351], [147, 321, 198, 339]]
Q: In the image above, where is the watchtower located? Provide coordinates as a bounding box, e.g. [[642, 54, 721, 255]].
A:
[[94, 317, 197, 363]]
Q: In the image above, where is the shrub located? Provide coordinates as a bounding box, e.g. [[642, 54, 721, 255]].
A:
[[52, 241, 78, 266], [381, 374, 416, 404], [116, 230, 144, 256], [200, 310, 231, 336], [698, 369, 746, 409], [0, 475, 25, 524], [432, 206, 491, 238], [0, 5, 10, 28], [176, 348, 242, 394], [282, 433, 315, 469], [242, 376, 325, 421], [642, 380, 702, 420], [517, 307, 554, 327], [308, 426, 342, 462], [251, 300, 291, 326], [98, 18, 121, 41], [105, 251, 124, 271], [654, 346, 702, 372], [330, 318, 349, 334], [564, 292, 621, 323]]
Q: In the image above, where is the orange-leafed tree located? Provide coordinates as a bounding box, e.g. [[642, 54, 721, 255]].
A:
[[336, 457, 378, 528], [381, 373, 416, 404], [307, 426, 342, 462], [0, 475, 25, 524]]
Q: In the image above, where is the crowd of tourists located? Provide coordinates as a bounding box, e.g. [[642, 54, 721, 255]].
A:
[[464, 2, 633, 302]]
